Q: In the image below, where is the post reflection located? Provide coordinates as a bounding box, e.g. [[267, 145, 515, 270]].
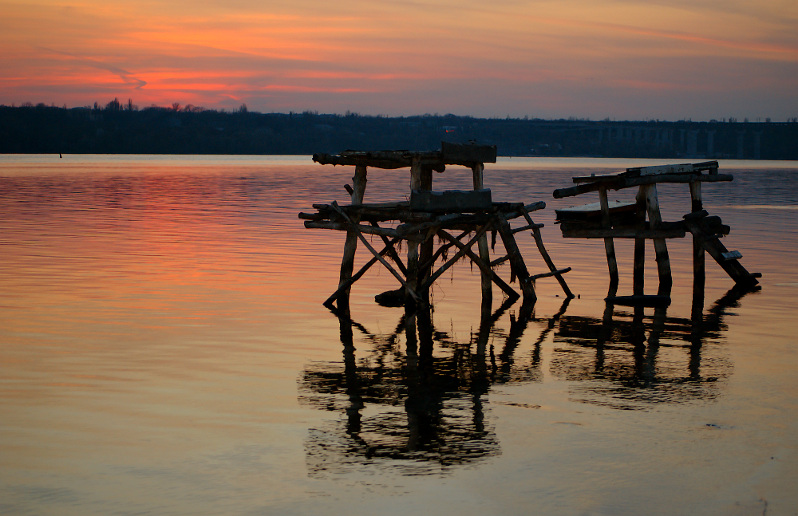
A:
[[299, 286, 754, 475], [299, 298, 566, 476], [550, 285, 757, 410]]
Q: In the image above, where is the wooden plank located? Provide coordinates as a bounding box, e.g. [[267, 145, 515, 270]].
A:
[[626, 160, 718, 176], [553, 173, 733, 199], [559, 227, 686, 239], [410, 188, 492, 212], [555, 200, 638, 220]]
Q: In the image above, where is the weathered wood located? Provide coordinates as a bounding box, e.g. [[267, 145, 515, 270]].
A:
[[304, 220, 400, 238], [420, 224, 491, 292], [512, 223, 544, 234], [559, 227, 686, 239], [555, 200, 638, 220], [599, 186, 619, 295], [436, 229, 519, 300], [331, 201, 423, 303], [520, 204, 574, 298], [324, 236, 403, 307], [472, 162, 492, 306], [496, 214, 536, 301], [643, 184, 673, 296], [338, 165, 368, 300], [530, 267, 572, 281], [410, 189, 492, 212], [690, 180, 705, 297], [406, 159, 431, 304], [553, 173, 733, 199], [633, 190, 647, 296], [372, 221, 408, 277]]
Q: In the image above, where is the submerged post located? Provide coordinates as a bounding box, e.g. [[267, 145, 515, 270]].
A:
[[472, 162, 492, 311], [338, 165, 368, 305]]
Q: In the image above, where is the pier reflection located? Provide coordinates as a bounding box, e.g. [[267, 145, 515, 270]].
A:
[[299, 286, 754, 475], [551, 286, 756, 410]]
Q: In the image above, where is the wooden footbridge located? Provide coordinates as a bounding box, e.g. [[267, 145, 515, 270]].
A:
[[553, 160, 761, 306], [299, 142, 573, 309]]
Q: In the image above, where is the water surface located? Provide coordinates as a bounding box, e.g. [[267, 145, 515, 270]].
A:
[[1, 154, 797, 515]]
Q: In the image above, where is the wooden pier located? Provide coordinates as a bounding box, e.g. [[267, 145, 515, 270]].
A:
[[553, 161, 760, 305], [300, 143, 573, 310]]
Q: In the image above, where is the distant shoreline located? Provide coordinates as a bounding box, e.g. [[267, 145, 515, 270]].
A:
[[3, 105, 797, 160]]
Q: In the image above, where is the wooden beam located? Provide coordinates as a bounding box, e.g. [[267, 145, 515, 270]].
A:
[[643, 184, 673, 296], [436, 229, 520, 300], [599, 185, 619, 296], [338, 165, 367, 300]]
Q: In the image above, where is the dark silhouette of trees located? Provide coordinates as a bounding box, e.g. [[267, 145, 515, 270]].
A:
[[1, 101, 796, 158]]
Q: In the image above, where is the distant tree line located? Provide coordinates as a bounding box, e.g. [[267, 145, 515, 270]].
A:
[[2, 100, 797, 159]]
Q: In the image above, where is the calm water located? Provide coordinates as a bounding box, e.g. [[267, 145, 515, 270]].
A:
[[1, 154, 797, 515]]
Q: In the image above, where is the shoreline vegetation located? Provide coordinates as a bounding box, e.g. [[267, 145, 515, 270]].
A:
[[2, 100, 797, 159]]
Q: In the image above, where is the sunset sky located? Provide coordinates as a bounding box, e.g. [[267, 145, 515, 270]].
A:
[[2, 0, 797, 120]]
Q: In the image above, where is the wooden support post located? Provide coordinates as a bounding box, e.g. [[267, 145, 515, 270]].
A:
[[338, 165, 367, 303], [633, 188, 646, 296], [472, 162, 493, 310], [642, 184, 673, 296], [496, 215, 536, 301], [690, 180, 705, 301], [598, 185, 619, 296], [406, 158, 433, 305]]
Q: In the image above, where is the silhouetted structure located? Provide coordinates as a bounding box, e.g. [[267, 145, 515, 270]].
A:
[[553, 161, 760, 302], [299, 143, 572, 311]]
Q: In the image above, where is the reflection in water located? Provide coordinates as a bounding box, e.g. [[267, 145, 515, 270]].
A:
[[551, 286, 756, 410], [300, 287, 755, 474], [298, 299, 567, 476]]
